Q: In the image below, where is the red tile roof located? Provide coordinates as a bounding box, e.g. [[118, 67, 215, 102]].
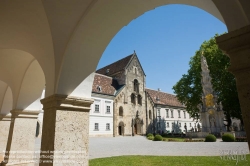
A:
[[146, 88, 185, 108], [96, 54, 133, 76], [92, 73, 120, 95]]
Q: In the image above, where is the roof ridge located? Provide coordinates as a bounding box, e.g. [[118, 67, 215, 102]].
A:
[[96, 54, 133, 71], [94, 73, 112, 79], [145, 88, 176, 96]]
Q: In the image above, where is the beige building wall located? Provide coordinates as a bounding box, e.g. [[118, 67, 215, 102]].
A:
[[114, 56, 147, 136]]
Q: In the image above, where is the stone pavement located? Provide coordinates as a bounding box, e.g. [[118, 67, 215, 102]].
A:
[[89, 136, 249, 159]]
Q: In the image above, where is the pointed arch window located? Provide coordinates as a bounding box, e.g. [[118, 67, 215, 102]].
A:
[[119, 106, 123, 116], [131, 93, 136, 105], [134, 79, 139, 93], [149, 110, 152, 119], [137, 94, 142, 105]]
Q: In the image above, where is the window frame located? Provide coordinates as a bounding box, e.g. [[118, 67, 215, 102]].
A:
[[94, 123, 99, 131], [94, 104, 100, 113], [106, 105, 111, 114], [106, 123, 110, 130]]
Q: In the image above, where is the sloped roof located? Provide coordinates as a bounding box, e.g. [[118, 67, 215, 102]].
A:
[[96, 54, 133, 76], [146, 88, 185, 108], [92, 73, 120, 96]]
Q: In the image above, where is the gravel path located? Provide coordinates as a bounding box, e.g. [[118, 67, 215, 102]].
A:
[[89, 136, 249, 159]]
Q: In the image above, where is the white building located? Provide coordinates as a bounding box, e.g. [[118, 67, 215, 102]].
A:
[[146, 88, 200, 134]]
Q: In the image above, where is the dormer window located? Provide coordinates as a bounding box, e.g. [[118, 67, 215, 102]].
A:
[[156, 96, 160, 102], [97, 86, 102, 92], [106, 69, 110, 74]]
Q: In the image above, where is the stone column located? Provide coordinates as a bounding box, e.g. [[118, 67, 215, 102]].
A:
[[0, 115, 11, 163], [39, 94, 93, 166], [2, 110, 40, 166], [216, 25, 250, 150]]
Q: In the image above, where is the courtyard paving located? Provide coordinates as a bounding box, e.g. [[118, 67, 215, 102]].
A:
[[89, 136, 249, 159]]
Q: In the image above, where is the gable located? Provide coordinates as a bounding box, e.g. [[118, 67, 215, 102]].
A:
[[125, 54, 146, 76]]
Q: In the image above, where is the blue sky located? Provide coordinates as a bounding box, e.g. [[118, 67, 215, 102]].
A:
[[97, 4, 227, 94]]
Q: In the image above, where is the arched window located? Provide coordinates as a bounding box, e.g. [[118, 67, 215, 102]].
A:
[[134, 79, 139, 93], [149, 110, 152, 119], [137, 94, 142, 105], [131, 93, 136, 105], [119, 106, 123, 116]]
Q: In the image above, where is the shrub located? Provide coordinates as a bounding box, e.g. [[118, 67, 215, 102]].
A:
[[222, 133, 235, 142], [162, 138, 167, 141], [205, 134, 216, 142], [235, 137, 247, 142], [184, 139, 204, 142], [147, 133, 153, 137], [161, 133, 169, 137], [147, 136, 154, 140], [153, 134, 163, 141], [168, 138, 177, 142]]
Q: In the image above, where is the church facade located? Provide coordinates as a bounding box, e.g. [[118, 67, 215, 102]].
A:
[[90, 52, 198, 137]]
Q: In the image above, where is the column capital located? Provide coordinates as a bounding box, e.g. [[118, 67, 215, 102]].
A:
[[216, 25, 250, 75], [40, 94, 94, 112], [10, 109, 40, 119]]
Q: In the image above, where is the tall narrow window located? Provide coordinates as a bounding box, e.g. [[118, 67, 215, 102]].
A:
[[131, 93, 136, 104], [106, 106, 110, 113], [157, 109, 160, 117], [137, 94, 142, 105], [166, 109, 169, 118], [178, 110, 181, 118], [95, 104, 99, 112], [171, 110, 174, 118], [119, 106, 123, 116], [134, 79, 139, 93], [149, 110, 152, 119], [106, 123, 110, 130], [167, 122, 169, 128], [184, 111, 186, 119], [94, 123, 99, 130]]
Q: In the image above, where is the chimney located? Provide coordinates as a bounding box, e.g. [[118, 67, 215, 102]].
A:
[[158, 88, 161, 91]]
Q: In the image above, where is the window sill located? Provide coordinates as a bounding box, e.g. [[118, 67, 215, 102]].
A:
[[94, 129, 99, 131], [105, 112, 111, 114], [94, 111, 100, 113]]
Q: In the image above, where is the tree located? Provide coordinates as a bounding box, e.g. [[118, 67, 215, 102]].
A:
[[172, 34, 242, 127]]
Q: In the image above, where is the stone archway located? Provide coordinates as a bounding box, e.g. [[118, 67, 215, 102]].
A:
[[118, 121, 125, 136], [134, 118, 143, 135]]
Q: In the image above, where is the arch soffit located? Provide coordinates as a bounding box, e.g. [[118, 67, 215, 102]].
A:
[[0, 80, 13, 115], [0, 49, 45, 109], [56, 0, 249, 96], [0, 1, 54, 96]]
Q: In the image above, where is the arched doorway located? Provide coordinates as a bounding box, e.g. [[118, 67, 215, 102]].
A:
[[134, 118, 143, 135], [118, 121, 125, 136]]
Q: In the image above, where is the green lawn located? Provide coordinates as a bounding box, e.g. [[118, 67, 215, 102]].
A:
[[162, 137, 186, 142], [90, 155, 250, 166]]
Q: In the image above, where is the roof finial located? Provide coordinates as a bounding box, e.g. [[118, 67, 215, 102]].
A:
[[133, 50, 136, 55]]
